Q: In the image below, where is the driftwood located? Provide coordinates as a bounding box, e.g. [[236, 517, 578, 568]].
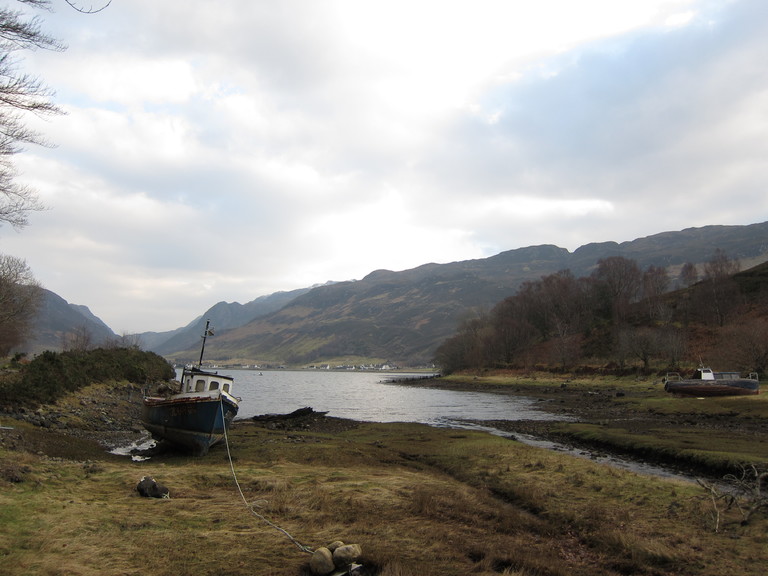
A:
[[252, 407, 328, 422], [696, 464, 768, 531]]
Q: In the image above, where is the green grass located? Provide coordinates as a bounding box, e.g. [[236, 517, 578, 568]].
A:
[[553, 422, 768, 470], [4, 370, 768, 575], [2, 421, 768, 575], [437, 371, 768, 475]]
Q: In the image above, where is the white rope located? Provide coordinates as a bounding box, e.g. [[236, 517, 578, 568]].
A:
[[220, 397, 314, 554]]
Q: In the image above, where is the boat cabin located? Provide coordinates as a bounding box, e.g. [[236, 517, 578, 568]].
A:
[[690, 367, 756, 381], [182, 369, 234, 395], [692, 367, 715, 380]]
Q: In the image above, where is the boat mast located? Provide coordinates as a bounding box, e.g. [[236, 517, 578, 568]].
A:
[[198, 319, 213, 368]]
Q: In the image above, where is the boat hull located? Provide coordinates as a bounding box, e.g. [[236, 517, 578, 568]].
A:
[[142, 395, 238, 455], [664, 380, 760, 397]]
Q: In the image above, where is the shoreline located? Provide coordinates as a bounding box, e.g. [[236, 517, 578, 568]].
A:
[[3, 371, 767, 481], [3, 378, 768, 575]]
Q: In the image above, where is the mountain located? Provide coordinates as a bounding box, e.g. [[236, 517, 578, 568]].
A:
[[146, 287, 313, 356], [160, 222, 768, 367], [19, 289, 119, 355], [19, 222, 768, 364]]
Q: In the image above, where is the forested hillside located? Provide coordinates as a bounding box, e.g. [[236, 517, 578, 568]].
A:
[[435, 252, 768, 375]]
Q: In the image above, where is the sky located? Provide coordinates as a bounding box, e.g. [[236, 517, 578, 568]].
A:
[[1, 0, 767, 335]]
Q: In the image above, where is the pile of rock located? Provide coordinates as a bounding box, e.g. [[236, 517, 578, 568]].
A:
[[309, 541, 364, 575]]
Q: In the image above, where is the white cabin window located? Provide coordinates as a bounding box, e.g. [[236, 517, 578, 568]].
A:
[[210, 381, 220, 391], [222, 383, 230, 393], [195, 379, 205, 392]]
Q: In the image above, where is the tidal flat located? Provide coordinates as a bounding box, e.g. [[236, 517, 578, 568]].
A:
[[1, 374, 767, 575]]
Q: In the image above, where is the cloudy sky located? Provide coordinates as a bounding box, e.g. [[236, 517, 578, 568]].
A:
[[1, 0, 767, 334]]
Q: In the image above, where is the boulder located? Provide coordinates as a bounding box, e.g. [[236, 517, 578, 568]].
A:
[[333, 543, 362, 567], [136, 475, 170, 498], [309, 547, 335, 575]]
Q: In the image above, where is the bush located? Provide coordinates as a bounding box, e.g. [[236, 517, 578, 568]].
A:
[[0, 348, 174, 406]]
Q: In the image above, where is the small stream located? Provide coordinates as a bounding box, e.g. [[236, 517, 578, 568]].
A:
[[445, 420, 698, 482]]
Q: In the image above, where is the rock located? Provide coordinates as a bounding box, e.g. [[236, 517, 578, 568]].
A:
[[333, 543, 362, 567], [327, 540, 345, 552], [136, 475, 170, 498], [309, 547, 335, 575]]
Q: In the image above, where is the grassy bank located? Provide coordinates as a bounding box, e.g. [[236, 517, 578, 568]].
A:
[[432, 372, 768, 476], [2, 414, 767, 575], [2, 370, 768, 575]]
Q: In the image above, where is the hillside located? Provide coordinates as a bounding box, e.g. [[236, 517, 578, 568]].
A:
[[18, 290, 119, 355], [15, 222, 768, 365], [149, 287, 312, 356], [160, 222, 768, 367]]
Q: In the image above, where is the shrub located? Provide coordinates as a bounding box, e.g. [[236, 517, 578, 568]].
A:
[[0, 348, 174, 406]]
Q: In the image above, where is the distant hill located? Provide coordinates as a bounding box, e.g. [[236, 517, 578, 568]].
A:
[[147, 287, 313, 356], [18, 289, 119, 355], [160, 222, 768, 367]]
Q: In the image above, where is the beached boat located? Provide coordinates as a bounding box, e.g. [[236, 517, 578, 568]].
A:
[[663, 366, 760, 397], [142, 321, 239, 454]]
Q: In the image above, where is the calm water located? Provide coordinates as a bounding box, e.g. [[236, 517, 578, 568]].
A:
[[214, 368, 694, 481], [227, 369, 552, 426]]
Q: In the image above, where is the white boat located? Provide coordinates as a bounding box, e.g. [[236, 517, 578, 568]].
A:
[[142, 321, 240, 454], [663, 366, 760, 397]]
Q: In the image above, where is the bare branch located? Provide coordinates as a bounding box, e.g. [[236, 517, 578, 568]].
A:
[[63, 0, 113, 15], [0, 1, 64, 230]]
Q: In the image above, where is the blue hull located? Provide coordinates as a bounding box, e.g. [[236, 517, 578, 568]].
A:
[[142, 396, 238, 455]]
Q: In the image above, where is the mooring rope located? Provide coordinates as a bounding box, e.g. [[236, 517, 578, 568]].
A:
[[220, 396, 314, 554]]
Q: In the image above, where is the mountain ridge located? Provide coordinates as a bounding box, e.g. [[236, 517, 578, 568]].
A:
[[17, 221, 768, 365], [156, 222, 768, 366]]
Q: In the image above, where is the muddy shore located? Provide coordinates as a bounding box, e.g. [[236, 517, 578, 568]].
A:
[[393, 374, 768, 478], [2, 374, 766, 480]]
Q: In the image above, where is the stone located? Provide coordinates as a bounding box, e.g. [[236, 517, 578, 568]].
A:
[[326, 540, 345, 552], [333, 543, 362, 567], [309, 547, 335, 575], [136, 475, 170, 498]]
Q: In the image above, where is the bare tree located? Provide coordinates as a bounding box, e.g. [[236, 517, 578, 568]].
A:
[[434, 312, 493, 374], [592, 256, 642, 325], [642, 265, 670, 320], [659, 325, 686, 368], [0, 252, 42, 354], [680, 262, 698, 287], [703, 248, 741, 281], [724, 318, 768, 375], [63, 324, 93, 352], [490, 295, 536, 368], [700, 249, 742, 327], [0, 0, 63, 230], [619, 326, 661, 371], [104, 331, 144, 350]]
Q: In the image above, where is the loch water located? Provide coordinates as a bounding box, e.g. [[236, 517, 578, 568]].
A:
[[230, 368, 551, 425], [221, 368, 694, 481]]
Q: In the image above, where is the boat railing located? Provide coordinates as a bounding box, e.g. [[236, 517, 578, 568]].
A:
[[663, 372, 681, 383]]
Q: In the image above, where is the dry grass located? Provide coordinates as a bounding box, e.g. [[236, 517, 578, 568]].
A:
[[2, 420, 767, 575]]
